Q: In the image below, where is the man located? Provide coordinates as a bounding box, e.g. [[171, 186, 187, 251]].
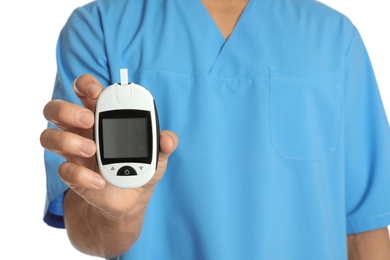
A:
[[41, 0, 390, 259]]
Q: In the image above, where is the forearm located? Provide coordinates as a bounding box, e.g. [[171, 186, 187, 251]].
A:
[[347, 227, 390, 260], [63, 189, 147, 258]]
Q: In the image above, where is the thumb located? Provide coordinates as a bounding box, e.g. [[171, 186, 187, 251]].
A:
[[144, 130, 178, 187], [158, 130, 179, 163]]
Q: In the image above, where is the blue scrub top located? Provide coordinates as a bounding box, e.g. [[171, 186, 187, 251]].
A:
[[44, 0, 390, 259]]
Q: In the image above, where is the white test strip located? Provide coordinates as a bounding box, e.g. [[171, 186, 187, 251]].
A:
[[120, 68, 129, 85]]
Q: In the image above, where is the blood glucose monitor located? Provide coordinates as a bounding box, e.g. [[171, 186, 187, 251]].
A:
[[94, 68, 159, 188]]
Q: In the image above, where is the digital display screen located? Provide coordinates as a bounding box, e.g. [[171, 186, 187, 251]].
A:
[[102, 117, 149, 159]]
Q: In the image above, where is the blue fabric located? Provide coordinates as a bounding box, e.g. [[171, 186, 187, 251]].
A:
[[44, 0, 390, 259], [43, 193, 65, 228]]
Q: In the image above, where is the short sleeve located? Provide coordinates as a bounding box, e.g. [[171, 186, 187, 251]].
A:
[[344, 28, 390, 234], [43, 2, 110, 228]]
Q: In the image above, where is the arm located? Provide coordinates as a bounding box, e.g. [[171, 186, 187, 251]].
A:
[[62, 171, 166, 257], [347, 228, 390, 260], [41, 74, 178, 258], [63, 134, 176, 258]]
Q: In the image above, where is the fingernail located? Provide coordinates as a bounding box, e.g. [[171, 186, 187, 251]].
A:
[[77, 111, 93, 127], [88, 84, 100, 97], [92, 176, 106, 189], [80, 141, 95, 156]]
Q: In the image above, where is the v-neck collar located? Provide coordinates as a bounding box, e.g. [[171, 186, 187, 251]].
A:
[[195, 0, 254, 75], [198, 0, 252, 42]]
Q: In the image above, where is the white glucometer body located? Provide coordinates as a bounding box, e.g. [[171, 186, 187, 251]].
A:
[[94, 69, 159, 188]]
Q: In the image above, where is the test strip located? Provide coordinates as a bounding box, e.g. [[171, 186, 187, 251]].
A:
[[120, 68, 129, 85]]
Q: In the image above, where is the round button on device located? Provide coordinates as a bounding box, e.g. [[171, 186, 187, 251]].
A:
[[117, 166, 137, 176]]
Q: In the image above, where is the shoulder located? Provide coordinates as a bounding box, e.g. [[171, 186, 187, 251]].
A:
[[298, 0, 354, 27], [261, 0, 357, 43], [61, 0, 135, 40], [268, 0, 355, 28], [66, 0, 127, 20], [64, 0, 165, 33]]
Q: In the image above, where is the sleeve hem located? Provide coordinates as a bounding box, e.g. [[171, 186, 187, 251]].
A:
[[44, 212, 65, 229], [347, 212, 390, 234]]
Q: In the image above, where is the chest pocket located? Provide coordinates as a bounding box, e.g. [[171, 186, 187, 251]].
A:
[[269, 67, 343, 161]]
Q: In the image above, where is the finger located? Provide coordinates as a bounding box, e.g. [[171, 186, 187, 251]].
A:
[[43, 99, 94, 130], [142, 130, 178, 188], [40, 128, 96, 158], [156, 130, 179, 173], [72, 74, 104, 111], [59, 161, 106, 190], [159, 130, 179, 159]]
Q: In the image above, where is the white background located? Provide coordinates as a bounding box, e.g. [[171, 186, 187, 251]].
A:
[[0, 1, 389, 259]]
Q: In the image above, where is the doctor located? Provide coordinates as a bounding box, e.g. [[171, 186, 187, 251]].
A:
[[41, 0, 390, 259]]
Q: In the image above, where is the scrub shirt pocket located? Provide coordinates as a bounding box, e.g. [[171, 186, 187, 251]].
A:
[[269, 67, 343, 161]]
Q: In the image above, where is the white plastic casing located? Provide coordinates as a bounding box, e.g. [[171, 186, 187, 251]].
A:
[[94, 81, 159, 188]]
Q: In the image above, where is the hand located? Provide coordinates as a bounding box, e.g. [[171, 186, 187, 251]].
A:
[[40, 74, 178, 219]]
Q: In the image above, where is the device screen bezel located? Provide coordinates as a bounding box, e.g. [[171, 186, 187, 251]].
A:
[[98, 109, 153, 165]]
